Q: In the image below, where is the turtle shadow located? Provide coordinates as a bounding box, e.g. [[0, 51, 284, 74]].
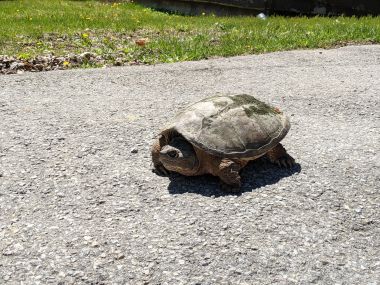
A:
[[167, 157, 301, 197]]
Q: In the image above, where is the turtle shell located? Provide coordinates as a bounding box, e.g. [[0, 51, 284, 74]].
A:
[[166, 94, 290, 159]]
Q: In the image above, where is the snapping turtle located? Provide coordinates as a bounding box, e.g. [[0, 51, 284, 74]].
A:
[[151, 94, 295, 192]]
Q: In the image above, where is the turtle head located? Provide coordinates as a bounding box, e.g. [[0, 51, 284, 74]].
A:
[[159, 136, 199, 175]]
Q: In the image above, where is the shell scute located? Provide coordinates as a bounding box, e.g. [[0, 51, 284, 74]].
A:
[[166, 94, 290, 158]]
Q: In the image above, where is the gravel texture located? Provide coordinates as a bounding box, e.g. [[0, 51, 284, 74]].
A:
[[0, 45, 379, 284]]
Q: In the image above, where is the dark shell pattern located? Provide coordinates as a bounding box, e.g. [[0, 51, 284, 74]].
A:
[[166, 94, 290, 159]]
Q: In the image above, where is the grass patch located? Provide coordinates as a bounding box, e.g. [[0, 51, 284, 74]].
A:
[[0, 0, 379, 68]]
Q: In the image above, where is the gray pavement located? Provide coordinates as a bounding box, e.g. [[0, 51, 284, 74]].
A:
[[0, 45, 379, 284]]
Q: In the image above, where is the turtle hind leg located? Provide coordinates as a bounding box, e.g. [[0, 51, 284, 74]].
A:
[[218, 159, 242, 193], [266, 143, 295, 168]]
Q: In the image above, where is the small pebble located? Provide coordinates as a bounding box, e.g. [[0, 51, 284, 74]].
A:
[[115, 253, 125, 260]]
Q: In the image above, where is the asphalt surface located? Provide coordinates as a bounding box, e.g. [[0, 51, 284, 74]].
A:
[[0, 45, 379, 284]]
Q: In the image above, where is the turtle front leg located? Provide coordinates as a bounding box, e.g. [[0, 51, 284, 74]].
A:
[[266, 143, 295, 168], [151, 135, 170, 176], [218, 159, 243, 193]]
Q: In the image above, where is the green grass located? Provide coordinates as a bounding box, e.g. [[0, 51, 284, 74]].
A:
[[1, 0, 379, 67]]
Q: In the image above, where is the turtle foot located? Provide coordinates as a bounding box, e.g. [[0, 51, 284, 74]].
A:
[[273, 154, 295, 168], [267, 143, 296, 168], [218, 159, 242, 193], [153, 164, 170, 176]]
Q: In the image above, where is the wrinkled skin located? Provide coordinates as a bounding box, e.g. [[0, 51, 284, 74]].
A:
[[159, 137, 200, 176], [151, 130, 295, 193]]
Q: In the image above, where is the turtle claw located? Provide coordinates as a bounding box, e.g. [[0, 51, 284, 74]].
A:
[[267, 144, 295, 169], [275, 155, 295, 168], [153, 164, 170, 176]]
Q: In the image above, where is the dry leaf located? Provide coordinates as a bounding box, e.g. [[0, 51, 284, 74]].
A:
[[135, 38, 149, 47]]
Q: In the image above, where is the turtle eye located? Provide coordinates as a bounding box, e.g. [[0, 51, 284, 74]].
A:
[[167, 150, 179, 158]]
